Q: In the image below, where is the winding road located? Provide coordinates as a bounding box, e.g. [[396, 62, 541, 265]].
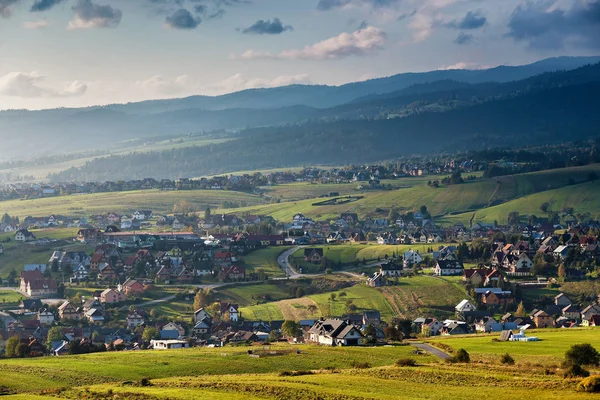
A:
[[409, 343, 452, 360]]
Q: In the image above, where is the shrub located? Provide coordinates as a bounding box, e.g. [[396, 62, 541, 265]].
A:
[[577, 376, 600, 392], [563, 364, 590, 379], [564, 344, 600, 367], [452, 349, 470, 363], [500, 353, 515, 365], [139, 378, 152, 387], [396, 358, 417, 367], [279, 370, 314, 377], [350, 361, 371, 369]]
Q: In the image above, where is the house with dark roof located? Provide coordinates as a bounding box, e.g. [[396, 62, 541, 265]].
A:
[[434, 259, 464, 276], [307, 319, 363, 346], [304, 248, 324, 264]]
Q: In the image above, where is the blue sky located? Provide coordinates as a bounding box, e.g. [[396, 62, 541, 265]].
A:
[[0, 0, 599, 109]]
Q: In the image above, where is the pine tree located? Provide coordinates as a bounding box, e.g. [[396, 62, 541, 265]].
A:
[[515, 301, 526, 317]]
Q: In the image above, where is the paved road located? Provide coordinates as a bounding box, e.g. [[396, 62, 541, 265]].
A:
[[409, 343, 452, 360], [277, 246, 304, 278], [133, 294, 177, 308]]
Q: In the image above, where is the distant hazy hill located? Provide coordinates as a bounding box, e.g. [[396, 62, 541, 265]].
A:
[[51, 80, 600, 181], [2, 56, 600, 161]]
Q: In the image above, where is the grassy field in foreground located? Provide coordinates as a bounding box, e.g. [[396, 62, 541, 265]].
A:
[[0, 189, 263, 219], [239, 276, 468, 322], [1, 347, 595, 399], [0, 345, 432, 395], [429, 328, 600, 365]]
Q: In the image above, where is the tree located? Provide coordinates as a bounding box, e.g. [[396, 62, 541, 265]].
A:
[[46, 326, 65, 351], [507, 211, 520, 226], [142, 327, 160, 343], [558, 263, 567, 280], [330, 293, 337, 302], [363, 324, 377, 343], [540, 202, 550, 213], [565, 344, 600, 367], [589, 171, 598, 182], [205, 207, 212, 221], [194, 289, 211, 311], [57, 283, 65, 298], [384, 326, 403, 341], [268, 330, 281, 342], [307, 305, 318, 316], [515, 301, 526, 317], [419, 205, 428, 215], [453, 348, 470, 363], [281, 320, 301, 338], [5, 335, 20, 358]]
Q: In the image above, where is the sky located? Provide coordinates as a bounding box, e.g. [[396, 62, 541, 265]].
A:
[[0, 0, 599, 110]]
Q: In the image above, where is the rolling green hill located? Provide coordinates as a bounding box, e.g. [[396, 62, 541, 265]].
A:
[[442, 179, 600, 225], [227, 164, 600, 223]]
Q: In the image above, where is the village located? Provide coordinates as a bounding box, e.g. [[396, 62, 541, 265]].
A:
[[0, 201, 598, 358]]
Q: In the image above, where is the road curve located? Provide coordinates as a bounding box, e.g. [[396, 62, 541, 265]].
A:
[[409, 343, 452, 360]]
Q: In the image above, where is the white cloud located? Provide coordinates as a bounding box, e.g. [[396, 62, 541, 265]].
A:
[[0, 72, 88, 98], [136, 75, 190, 95], [23, 20, 51, 29], [438, 62, 491, 70], [234, 26, 387, 61], [134, 73, 312, 97]]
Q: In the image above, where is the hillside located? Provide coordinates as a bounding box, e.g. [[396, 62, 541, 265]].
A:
[[2, 56, 599, 161], [223, 164, 600, 223], [50, 81, 600, 181], [443, 180, 600, 225], [0, 329, 598, 399], [0, 189, 263, 219]]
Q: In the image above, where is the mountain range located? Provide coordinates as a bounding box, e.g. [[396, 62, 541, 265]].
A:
[[2, 56, 600, 161]]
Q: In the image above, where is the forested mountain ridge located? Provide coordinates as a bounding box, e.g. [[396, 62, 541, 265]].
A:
[[50, 80, 600, 181], [1, 56, 599, 160]]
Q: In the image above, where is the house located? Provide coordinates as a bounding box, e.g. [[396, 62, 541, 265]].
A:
[[121, 279, 145, 296], [194, 308, 212, 323], [441, 322, 469, 335], [220, 302, 240, 322], [133, 210, 153, 221], [307, 319, 363, 346], [20, 270, 58, 298], [15, 229, 36, 242], [126, 310, 145, 329], [367, 272, 386, 287], [20, 298, 42, 311], [582, 315, 600, 327], [77, 228, 103, 244], [58, 301, 81, 320], [532, 310, 554, 328], [150, 340, 189, 350], [379, 261, 403, 277], [38, 309, 54, 326], [161, 322, 185, 339], [554, 293, 572, 307], [304, 248, 324, 264], [98, 264, 117, 281], [100, 288, 126, 304], [85, 308, 105, 324], [404, 250, 423, 265], [581, 303, 600, 321], [562, 304, 580, 320], [362, 310, 381, 326], [193, 318, 212, 337], [421, 318, 443, 336], [72, 264, 89, 281], [434, 260, 464, 276], [481, 291, 514, 307], [219, 265, 246, 281], [455, 299, 476, 314]]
